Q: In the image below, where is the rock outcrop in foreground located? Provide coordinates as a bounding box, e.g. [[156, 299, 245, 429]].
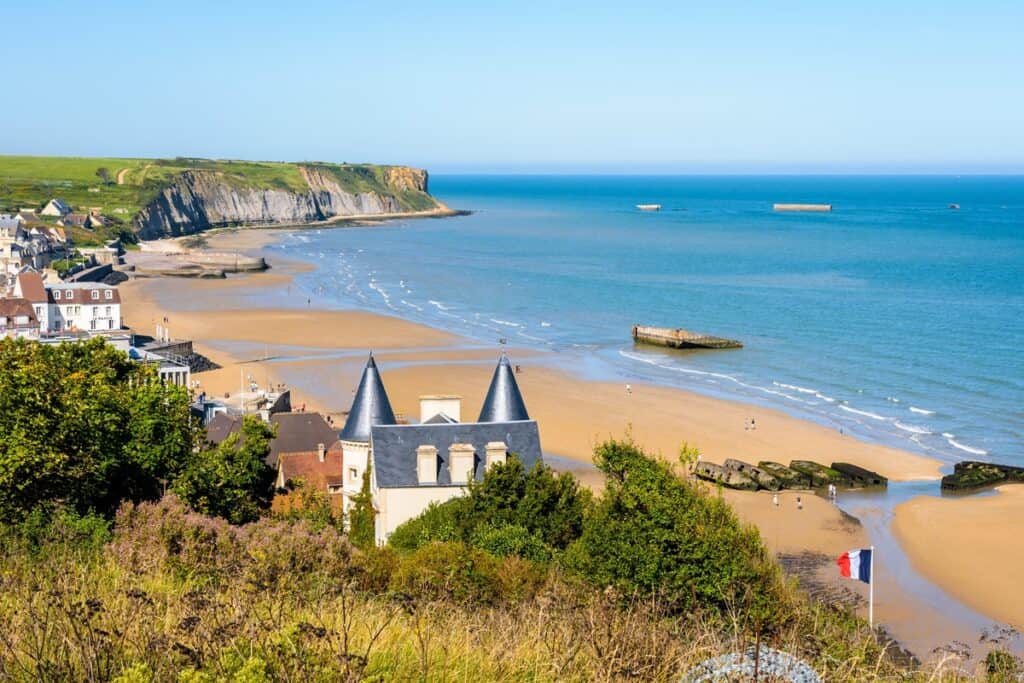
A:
[[135, 164, 444, 239]]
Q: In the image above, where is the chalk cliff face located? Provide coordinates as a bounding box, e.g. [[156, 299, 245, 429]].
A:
[[135, 166, 438, 239]]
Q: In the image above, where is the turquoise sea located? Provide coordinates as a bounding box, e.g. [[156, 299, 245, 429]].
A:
[[271, 175, 1024, 470]]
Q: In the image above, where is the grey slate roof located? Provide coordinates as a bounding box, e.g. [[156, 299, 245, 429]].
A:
[[204, 411, 340, 467], [371, 420, 542, 488], [268, 412, 340, 467], [478, 354, 530, 422], [340, 355, 397, 443]]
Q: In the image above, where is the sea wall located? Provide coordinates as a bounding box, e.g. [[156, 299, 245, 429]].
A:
[[135, 167, 437, 239]]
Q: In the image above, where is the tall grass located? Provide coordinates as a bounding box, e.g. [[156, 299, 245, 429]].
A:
[[0, 497, 999, 682]]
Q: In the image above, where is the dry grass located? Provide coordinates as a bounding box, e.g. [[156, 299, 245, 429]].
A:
[[0, 499, 1004, 681]]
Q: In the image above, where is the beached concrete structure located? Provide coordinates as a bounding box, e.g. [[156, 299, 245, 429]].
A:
[[361, 353, 543, 544]]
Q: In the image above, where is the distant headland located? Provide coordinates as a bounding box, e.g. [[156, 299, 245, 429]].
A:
[[0, 155, 457, 244]]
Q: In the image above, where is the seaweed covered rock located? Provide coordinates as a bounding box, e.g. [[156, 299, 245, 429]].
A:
[[788, 461, 850, 488], [831, 462, 887, 488], [693, 462, 759, 491], [941, 461, 1024, 491], [757, 461, 810, 489], [724, 459, 782, 491]]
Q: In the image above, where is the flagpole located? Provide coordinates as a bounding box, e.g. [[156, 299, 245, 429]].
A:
[[869, 545, 875, 629]]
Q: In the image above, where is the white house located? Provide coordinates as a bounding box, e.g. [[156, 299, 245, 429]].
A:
[[44, 282, 122, 333], [40, 199, 72, 217]]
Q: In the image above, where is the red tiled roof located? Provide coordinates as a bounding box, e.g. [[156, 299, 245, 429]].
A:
[[274, 443, 345, 512], [0, 298, 38, 327], [46, 285, 121, 305], [16, 272, 46, 303]]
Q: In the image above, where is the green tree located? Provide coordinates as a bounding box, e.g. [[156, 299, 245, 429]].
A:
[[0, 338, 195, 521], [565, 438, 785, 625], [95, 167, 112, 184], [388, 455, 589, 558], [173, 416, 276, 524], [463, 457, 589, 550], [348, 465, 376, 549]]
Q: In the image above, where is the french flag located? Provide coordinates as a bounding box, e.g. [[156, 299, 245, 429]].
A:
[[837, 548, 872, 584]]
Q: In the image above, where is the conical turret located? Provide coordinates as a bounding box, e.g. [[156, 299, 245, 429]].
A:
[[340, 354, 397, 442], [478, 353, 530, 422]]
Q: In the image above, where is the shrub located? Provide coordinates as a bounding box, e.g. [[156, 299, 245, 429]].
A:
[[387, 498, 465, 552], [565, 438, 786, 627], [388, 455, 590, 561], [172, 416, 276, 524], [470, 523, 552, 564]]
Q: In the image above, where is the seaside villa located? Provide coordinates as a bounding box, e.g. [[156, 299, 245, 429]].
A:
[[339, 353, 543, 545]]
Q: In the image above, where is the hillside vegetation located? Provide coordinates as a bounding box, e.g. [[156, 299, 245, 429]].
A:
[[0, 337, 1015, 681], [0, 155, 441, 243]]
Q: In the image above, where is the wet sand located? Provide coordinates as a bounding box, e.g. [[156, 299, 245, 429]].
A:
[[894, 486, 1024, 628]]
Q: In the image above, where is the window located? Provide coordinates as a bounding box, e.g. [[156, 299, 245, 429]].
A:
[[348, 467, 358, 483], [108, 320, 113, 329], [53, 290, 61, 300], [105, 306, 110, 316], [90, 319, 96, 330], [104, 289, 112, 300], [64, 290, 72, 299], [90, 290, 99, 300], [92, 307, 98, 318]]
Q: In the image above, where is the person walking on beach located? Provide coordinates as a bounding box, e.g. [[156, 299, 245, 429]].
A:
[[796, 495, 803, 510], [772, 493, 779, 508], [625, 383, 632, 395]]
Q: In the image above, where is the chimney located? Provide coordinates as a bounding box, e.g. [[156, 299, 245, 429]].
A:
[[448, 443, 476, 484], [419, 395, 462, 423], [485, 441, 508, 469], [317, 443, 326, 463], [417, 445, 438, 484]]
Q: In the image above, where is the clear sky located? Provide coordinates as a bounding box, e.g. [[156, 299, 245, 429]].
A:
[[2, 1, 1022, 173]]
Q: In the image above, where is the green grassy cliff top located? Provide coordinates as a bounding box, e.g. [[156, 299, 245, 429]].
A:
[[0, 155, 433, 243]]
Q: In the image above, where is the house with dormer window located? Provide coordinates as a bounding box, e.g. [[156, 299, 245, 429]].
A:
[[338, 353, 543, 545]]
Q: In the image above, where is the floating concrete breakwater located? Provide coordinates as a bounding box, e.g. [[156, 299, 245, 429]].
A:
[[632, 325, 742, 350], [941, 461, 1024, 491], [694, 458, 887, 492], [773, 203, 833, 212]]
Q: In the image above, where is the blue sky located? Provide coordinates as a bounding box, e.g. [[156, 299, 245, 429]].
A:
[[2, 1, 1022, 172]]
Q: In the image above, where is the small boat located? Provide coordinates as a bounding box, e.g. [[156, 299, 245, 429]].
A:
[[949, 203, 960, 210], [636, 204, 661, 211]]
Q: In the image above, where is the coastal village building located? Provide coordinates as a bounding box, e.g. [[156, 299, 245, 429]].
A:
[[208, 410, 346, 507], [44, 282, 122, 333], [13, 272, 49, 332], [40, 198, 72, 217], [273, 441, 346, 514], [339, 353, 543, 544], [0, 297, 39, 338]]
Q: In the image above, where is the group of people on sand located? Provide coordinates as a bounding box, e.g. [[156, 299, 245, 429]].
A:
[[772, 484, 838, 511]]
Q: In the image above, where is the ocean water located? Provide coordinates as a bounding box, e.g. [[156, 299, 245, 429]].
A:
[[270, 175, 1024, 469]]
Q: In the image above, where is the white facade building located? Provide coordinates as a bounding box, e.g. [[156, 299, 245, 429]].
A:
[[45, 282, 122, 333]]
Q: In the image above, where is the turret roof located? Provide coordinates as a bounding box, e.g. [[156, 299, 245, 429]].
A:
[[477, 353, 530, 423], [340, 354, 397, 442]]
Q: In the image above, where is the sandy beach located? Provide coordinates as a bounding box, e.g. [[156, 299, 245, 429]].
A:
[[894, 486, 1024, 628], [119, 229, 1019, 658]]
